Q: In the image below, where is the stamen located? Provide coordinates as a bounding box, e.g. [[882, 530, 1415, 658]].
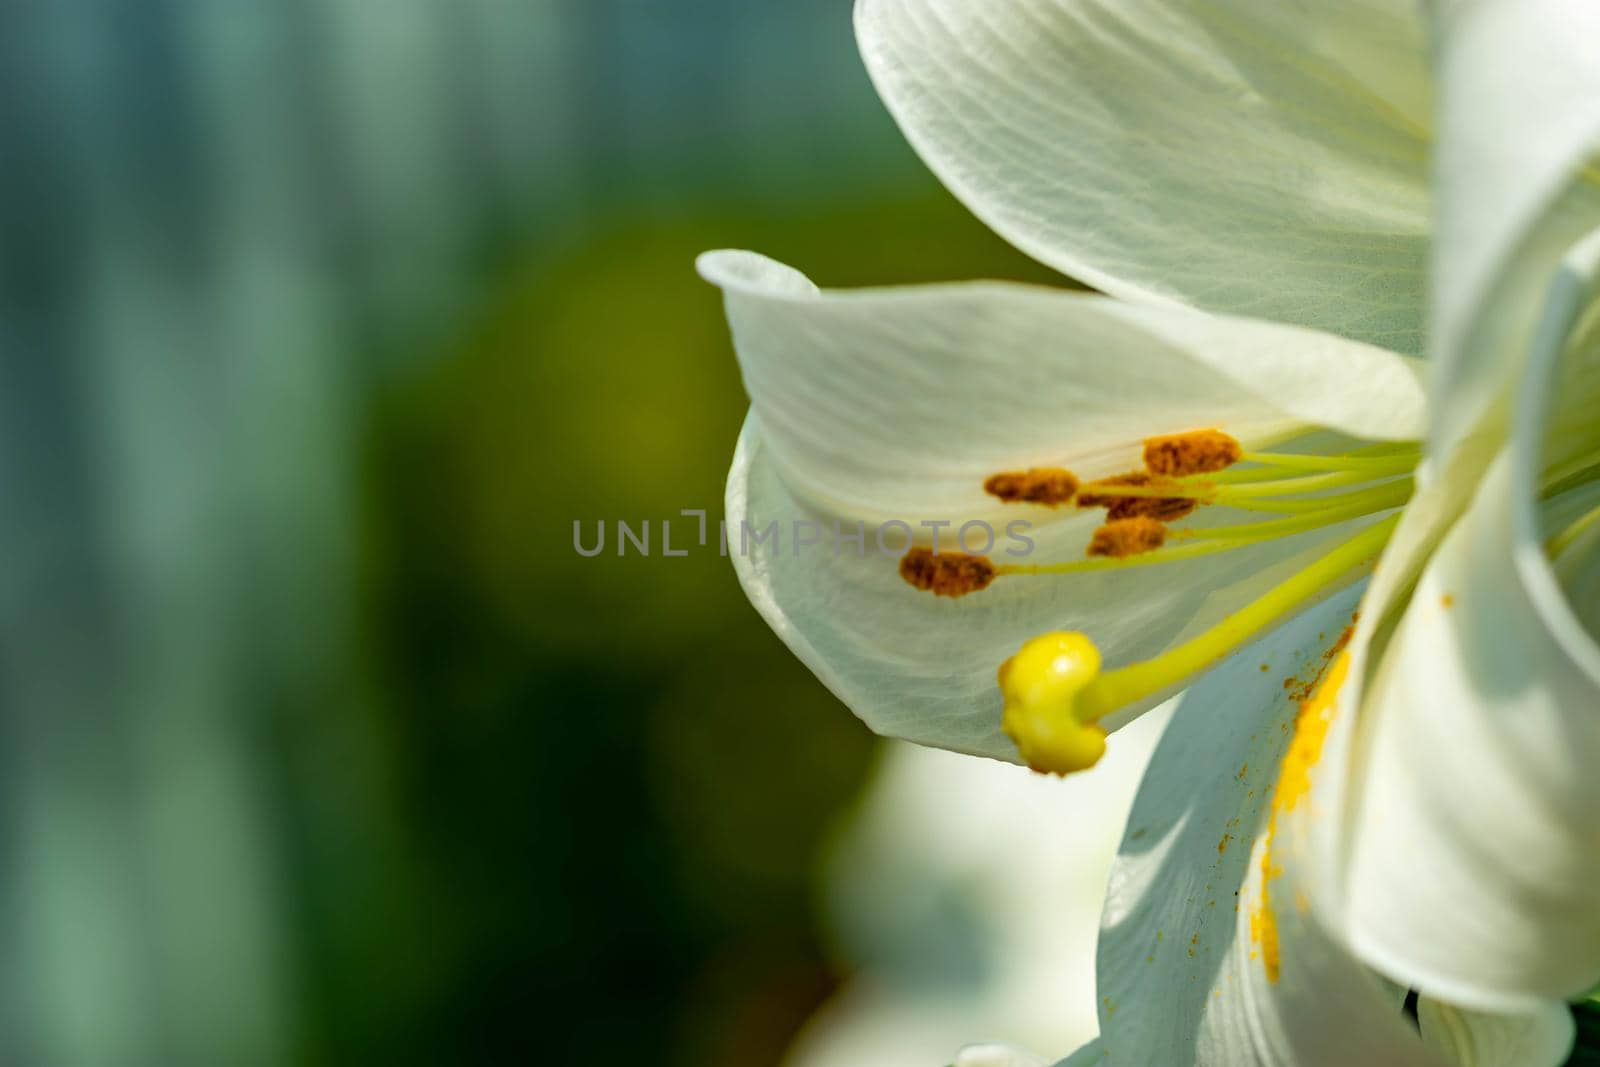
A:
[[912, 436, 1422, 605], [1077, 473, 1197, 521], [1143, 429, 1243, 477], [1201, 478, 1414, 515], [1170, 480, 1413, 542], [1088, 518, 1167, 558], [1076, 475, 1217, 505], [1078, 468, 1400, 507], [899, 547, 996, 597], [1204, 469, 1401, 499], [984, 467, 1079, 506]]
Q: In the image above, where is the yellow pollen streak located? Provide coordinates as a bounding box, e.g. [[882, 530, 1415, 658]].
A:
[[1253, 648, 1352, 984]]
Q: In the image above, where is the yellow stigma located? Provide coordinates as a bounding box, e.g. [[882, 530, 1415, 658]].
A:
[[999, 632, 1108, 775], [996, 514, 1398, 776]]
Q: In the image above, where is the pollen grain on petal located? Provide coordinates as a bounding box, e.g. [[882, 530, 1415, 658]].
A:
[[899, 547, 996, 597], [1087, 517, 1168, 559], [983, 467, 1079, 506], [1144, 429, 1242, 477]]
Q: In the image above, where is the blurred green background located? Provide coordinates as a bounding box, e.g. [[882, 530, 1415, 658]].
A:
[[0, 2, 1061, 1064]]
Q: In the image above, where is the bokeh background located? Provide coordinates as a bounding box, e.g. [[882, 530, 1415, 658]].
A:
[[0, 1, 1099, 1065]]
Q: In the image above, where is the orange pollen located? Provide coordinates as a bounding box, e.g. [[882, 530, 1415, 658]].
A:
[[899, 547, 997, 597], [1143, 429, 1242, 477], [1087, 518, 1168, 558], [1252, 637, 1354, 985], [984, 467, 1079, 506]]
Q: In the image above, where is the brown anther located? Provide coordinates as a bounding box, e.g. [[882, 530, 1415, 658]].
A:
[[1143, 429, 1242, 477], [1076, 472, 1197, 522], [899, 547, 997, 597], [1087, 518, 1168, 559], [983, 467, 1079, 507]]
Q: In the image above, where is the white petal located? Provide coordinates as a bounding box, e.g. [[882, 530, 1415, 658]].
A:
[[854, 0, 1431, 351], [1095, 585, 1438, 1066], [1426, 0, 1600, 461], [1299, 227, 1600, 946], [701, 251, 1426, 525], [1333, 453, 1600, 1007], [708, 253, 1426, 758], [1417, 998, 1575, 1067], [1328, 222, 1600, 1009]]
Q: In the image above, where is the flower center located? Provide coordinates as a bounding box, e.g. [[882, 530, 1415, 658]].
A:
[[899, 429, 1423, 775]]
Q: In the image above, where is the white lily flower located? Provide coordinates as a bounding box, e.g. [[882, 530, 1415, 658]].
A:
[[707, 248, 1426, 766], [701, 0, 1600, 1063]]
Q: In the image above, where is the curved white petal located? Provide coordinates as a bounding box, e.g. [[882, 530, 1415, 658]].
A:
[[1332, 450, 1600, 1007], [1427, 0, 1600, 462], [855, 0, 1431, 351], [1095, 585, 1448, 1066], [703, 251, 1425, 525], [1323, 220, 1600, 1011], [709, 252, 1426, 758], [1417, 998, 1575, 1067]]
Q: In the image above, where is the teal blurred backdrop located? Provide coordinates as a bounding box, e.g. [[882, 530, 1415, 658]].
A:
[[0, 2, 1062, 1064]]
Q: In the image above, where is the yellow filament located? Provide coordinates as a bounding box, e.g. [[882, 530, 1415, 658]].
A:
[[1173, 481, 1411, 543], [1070, 515, 1397, 724], [1179, 478, 1414, 518], [1235, 450, 1419, 474], [1215, 468, 1404, 499], [998, 481, 1408, 578], [1549, 499, 1600, 560], [1078, 468, 1401, 507]]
